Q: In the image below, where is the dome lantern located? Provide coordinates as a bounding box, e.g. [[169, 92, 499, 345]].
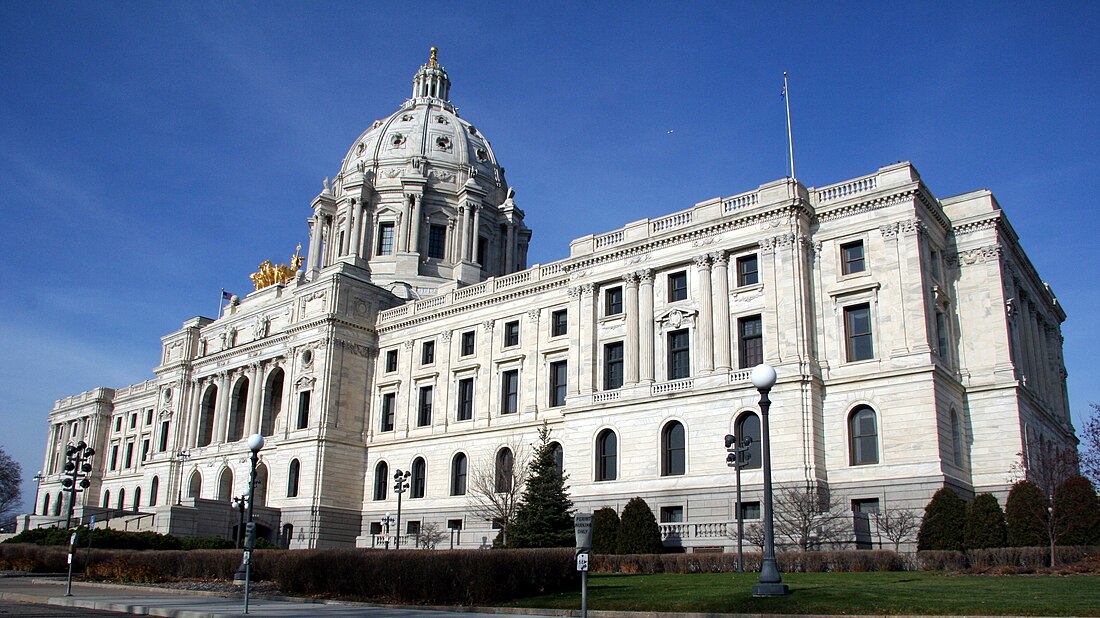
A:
[[412, 46, 450, 102]]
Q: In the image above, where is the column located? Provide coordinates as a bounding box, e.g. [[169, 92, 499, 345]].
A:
[[574, 284, 595, 394], [398, 199, 411, 253], [341, 202, 354, 256], [623, 272, 640, 385], [470, 205, 482, 263], [638, 269, 655, 382], [711, 251, 732, 371], [408, 193, 423, 254], [348, 200, 363, 258], [187, 379, 203, 448], [247, 363, 263, 435], [306, 215, 322, 272], [505, 223, 516, 274], [212, 372, 231, 444], [694, 255, 715, 373], [447, 218, 459, 263], [460, 205, 471, 261]]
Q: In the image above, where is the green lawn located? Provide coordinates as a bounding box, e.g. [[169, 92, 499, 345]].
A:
[[508, 572, 1100, 615]]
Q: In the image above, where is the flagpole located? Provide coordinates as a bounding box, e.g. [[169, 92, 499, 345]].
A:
[[218, 288, 225, 319], [784, 71, 795, 179]]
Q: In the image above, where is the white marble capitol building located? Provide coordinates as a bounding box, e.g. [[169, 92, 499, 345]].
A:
[[23, 50, 1076, 551]]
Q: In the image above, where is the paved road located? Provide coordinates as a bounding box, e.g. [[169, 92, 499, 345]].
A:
[[0, 577, 569, 618], [0, 599, 130, 616]]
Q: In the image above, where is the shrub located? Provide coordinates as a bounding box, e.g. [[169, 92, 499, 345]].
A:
[[1053, 476, 1100, 545], [616, 497, 662, 555], [917, 488, 966, 550], [591, 507, 620, 555], [1006, 480, 1048, 547], [915, 550, 968, 570], [964, 493, 1007, 549], [592, 550, 905, 573]]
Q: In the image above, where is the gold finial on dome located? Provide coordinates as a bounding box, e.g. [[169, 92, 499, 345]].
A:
[[429, 46, 439, 67]]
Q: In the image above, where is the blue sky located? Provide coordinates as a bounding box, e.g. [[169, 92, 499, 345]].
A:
[[1, 2, 1097, 516]]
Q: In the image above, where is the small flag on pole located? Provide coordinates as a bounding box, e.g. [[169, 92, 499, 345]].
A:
[[222, 290, 235, 301]]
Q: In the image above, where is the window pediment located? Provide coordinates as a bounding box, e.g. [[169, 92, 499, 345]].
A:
[[656, 307, 698, 332]]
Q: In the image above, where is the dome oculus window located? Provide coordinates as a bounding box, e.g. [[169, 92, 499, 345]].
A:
[[476, 148, 488, 162]]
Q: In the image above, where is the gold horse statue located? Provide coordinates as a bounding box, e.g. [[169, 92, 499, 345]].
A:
[[250, 244, 304, 290]]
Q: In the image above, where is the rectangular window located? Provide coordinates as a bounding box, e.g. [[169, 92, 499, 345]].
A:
[[930, 249, 942, 280], [461, 331, 476, 356], [738, 315, 763, 369], [740, 501, 761, 520], [604, 342, 624, 390], [668, 271, 688, 302], [604, 286, 623, 316], [504, 320, 520, 347], [551, 309, 568, 337], [145, 409, 153, 426], [427, 224, 447, 259], [500, 370, 519, 414], [380, 392, 396, 432], [417, 386, 433, 427], [158, 421, 170, 452], [841, 240, 866, 275], [844, 303, 874, 361], [448, 518, 463, 530], [476, 237, 488, 265], [140, 439, 150, 463], [130, 413, 137, 429], [737, 254, 759, 286], [109, 445, 119, 471], [935, 311, 948, 355], [659, 506, 684, 523], [296, 391, 311, 429], [457, 378, 474, 421], [385, 349, 398, 372], [421, 341, 435, 365], [124, 441, 134, 468], [407, 520, 421, 535], [114, 416, 122, 432], [377, 223, 395, 256], [369, 522, 383, 535], [667, 329, 691, 379], [549, 360, 568, 407], [852, 498, 880, 514]]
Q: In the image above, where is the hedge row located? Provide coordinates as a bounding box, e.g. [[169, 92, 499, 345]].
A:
[[916, 545, 1099, 570], [0, 544, 578, 605], [2, 528, 275, 551], [594, 550, 906, 573]]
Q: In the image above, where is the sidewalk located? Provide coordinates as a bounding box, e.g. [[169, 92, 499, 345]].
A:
[[0, 576, 569, 618]]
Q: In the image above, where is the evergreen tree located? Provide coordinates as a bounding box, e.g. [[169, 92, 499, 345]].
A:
[[1052, 476, 1100, 546], [615, 497, 663, 554], [917, 487, 966, 550], [963, 493, 1007, 549], [591, 507, 620, 554], [506, 425, 574, 548], [1005, 480, 1048, 547]]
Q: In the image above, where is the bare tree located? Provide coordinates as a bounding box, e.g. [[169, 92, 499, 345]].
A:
[[1009, 434, 1081, 565], [873, 508, 920, 551], [415, 522, 447, 550], [466, 439, 531, 545], [1080, 403, 1100, 491], [771, 483, 850, 550], [0, 447, 22, 526], [743, 522, 766, 552]]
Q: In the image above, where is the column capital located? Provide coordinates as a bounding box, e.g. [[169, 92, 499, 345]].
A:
[[709, 251, 729, 266], [622, 271, 639, 286], [693, 254, 712, 269], [637, 268, 654, 283]]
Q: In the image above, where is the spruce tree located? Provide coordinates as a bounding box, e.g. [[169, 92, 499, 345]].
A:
[[963, 493, 1007, 549], [591, 507, 620, 554], [1052, 476, 1100, 546], [615, 497, 663, 554], [506, 425, 574, 548], [1005, 480, 1048, 547], [916, 487, 966, 550]]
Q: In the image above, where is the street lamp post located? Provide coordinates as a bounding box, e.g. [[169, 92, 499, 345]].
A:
[[61, 442, 95, 530], [231, 495, 249, 548], [724, 434, 754, 572], [750, 363, 788, 597], [32, 471, 44, 515], [392, 470, 411, 549], [233, 434, 264, 614], [381, 512, 394, 550], [175, 450, 191, 505]]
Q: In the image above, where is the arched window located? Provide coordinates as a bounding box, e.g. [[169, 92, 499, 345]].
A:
[[596, 429, 617, 481], [281, 523, 294, 549], [227, 378, 250, 442], [950, 409, 963, 467], [217, 468, 233, 501], [287, 459, 300, 498], [99, 491, 107, 510], [43, 493, 51, 515], [451, 453, 467, 496], [253, 464, 268, 506], [661, 421, 686, 476], [410, 457, 426, 498], [735, 412, 762, 470], [150, 476, 159, 507], [549, 441, 564, 475], [117, 488, 126, 511], [495, 448, 514, 493], [261, 368, 284, 437], [373, 461, 388, 501], [198, 386, 217, 447], [54, 492, 62, 516], [133, 486, 142, 511], [187, 469, 202, 498], [849, 406, 879, 465]]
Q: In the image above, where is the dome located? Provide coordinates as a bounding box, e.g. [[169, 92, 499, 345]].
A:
[[337, 48, 508, 205]]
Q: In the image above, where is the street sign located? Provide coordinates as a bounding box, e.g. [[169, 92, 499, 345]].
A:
[[574, 512, 593, 550], [576, 552, 589, 572], [89, 515, 96, 527], [69, 532, 77, 547]]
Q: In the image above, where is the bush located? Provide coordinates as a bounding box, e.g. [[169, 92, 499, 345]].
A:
[[1006, 480, 1048, 547], [917, 488, 966, 550], [591, 507, 620, 555], [3, 527, 183, 551], [616, 497, 662, 555], [964, 493, 1007, 549], [1053, 476, 1100, 545], [915, 550, 968, 571], [592, 550, 905, 573]]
